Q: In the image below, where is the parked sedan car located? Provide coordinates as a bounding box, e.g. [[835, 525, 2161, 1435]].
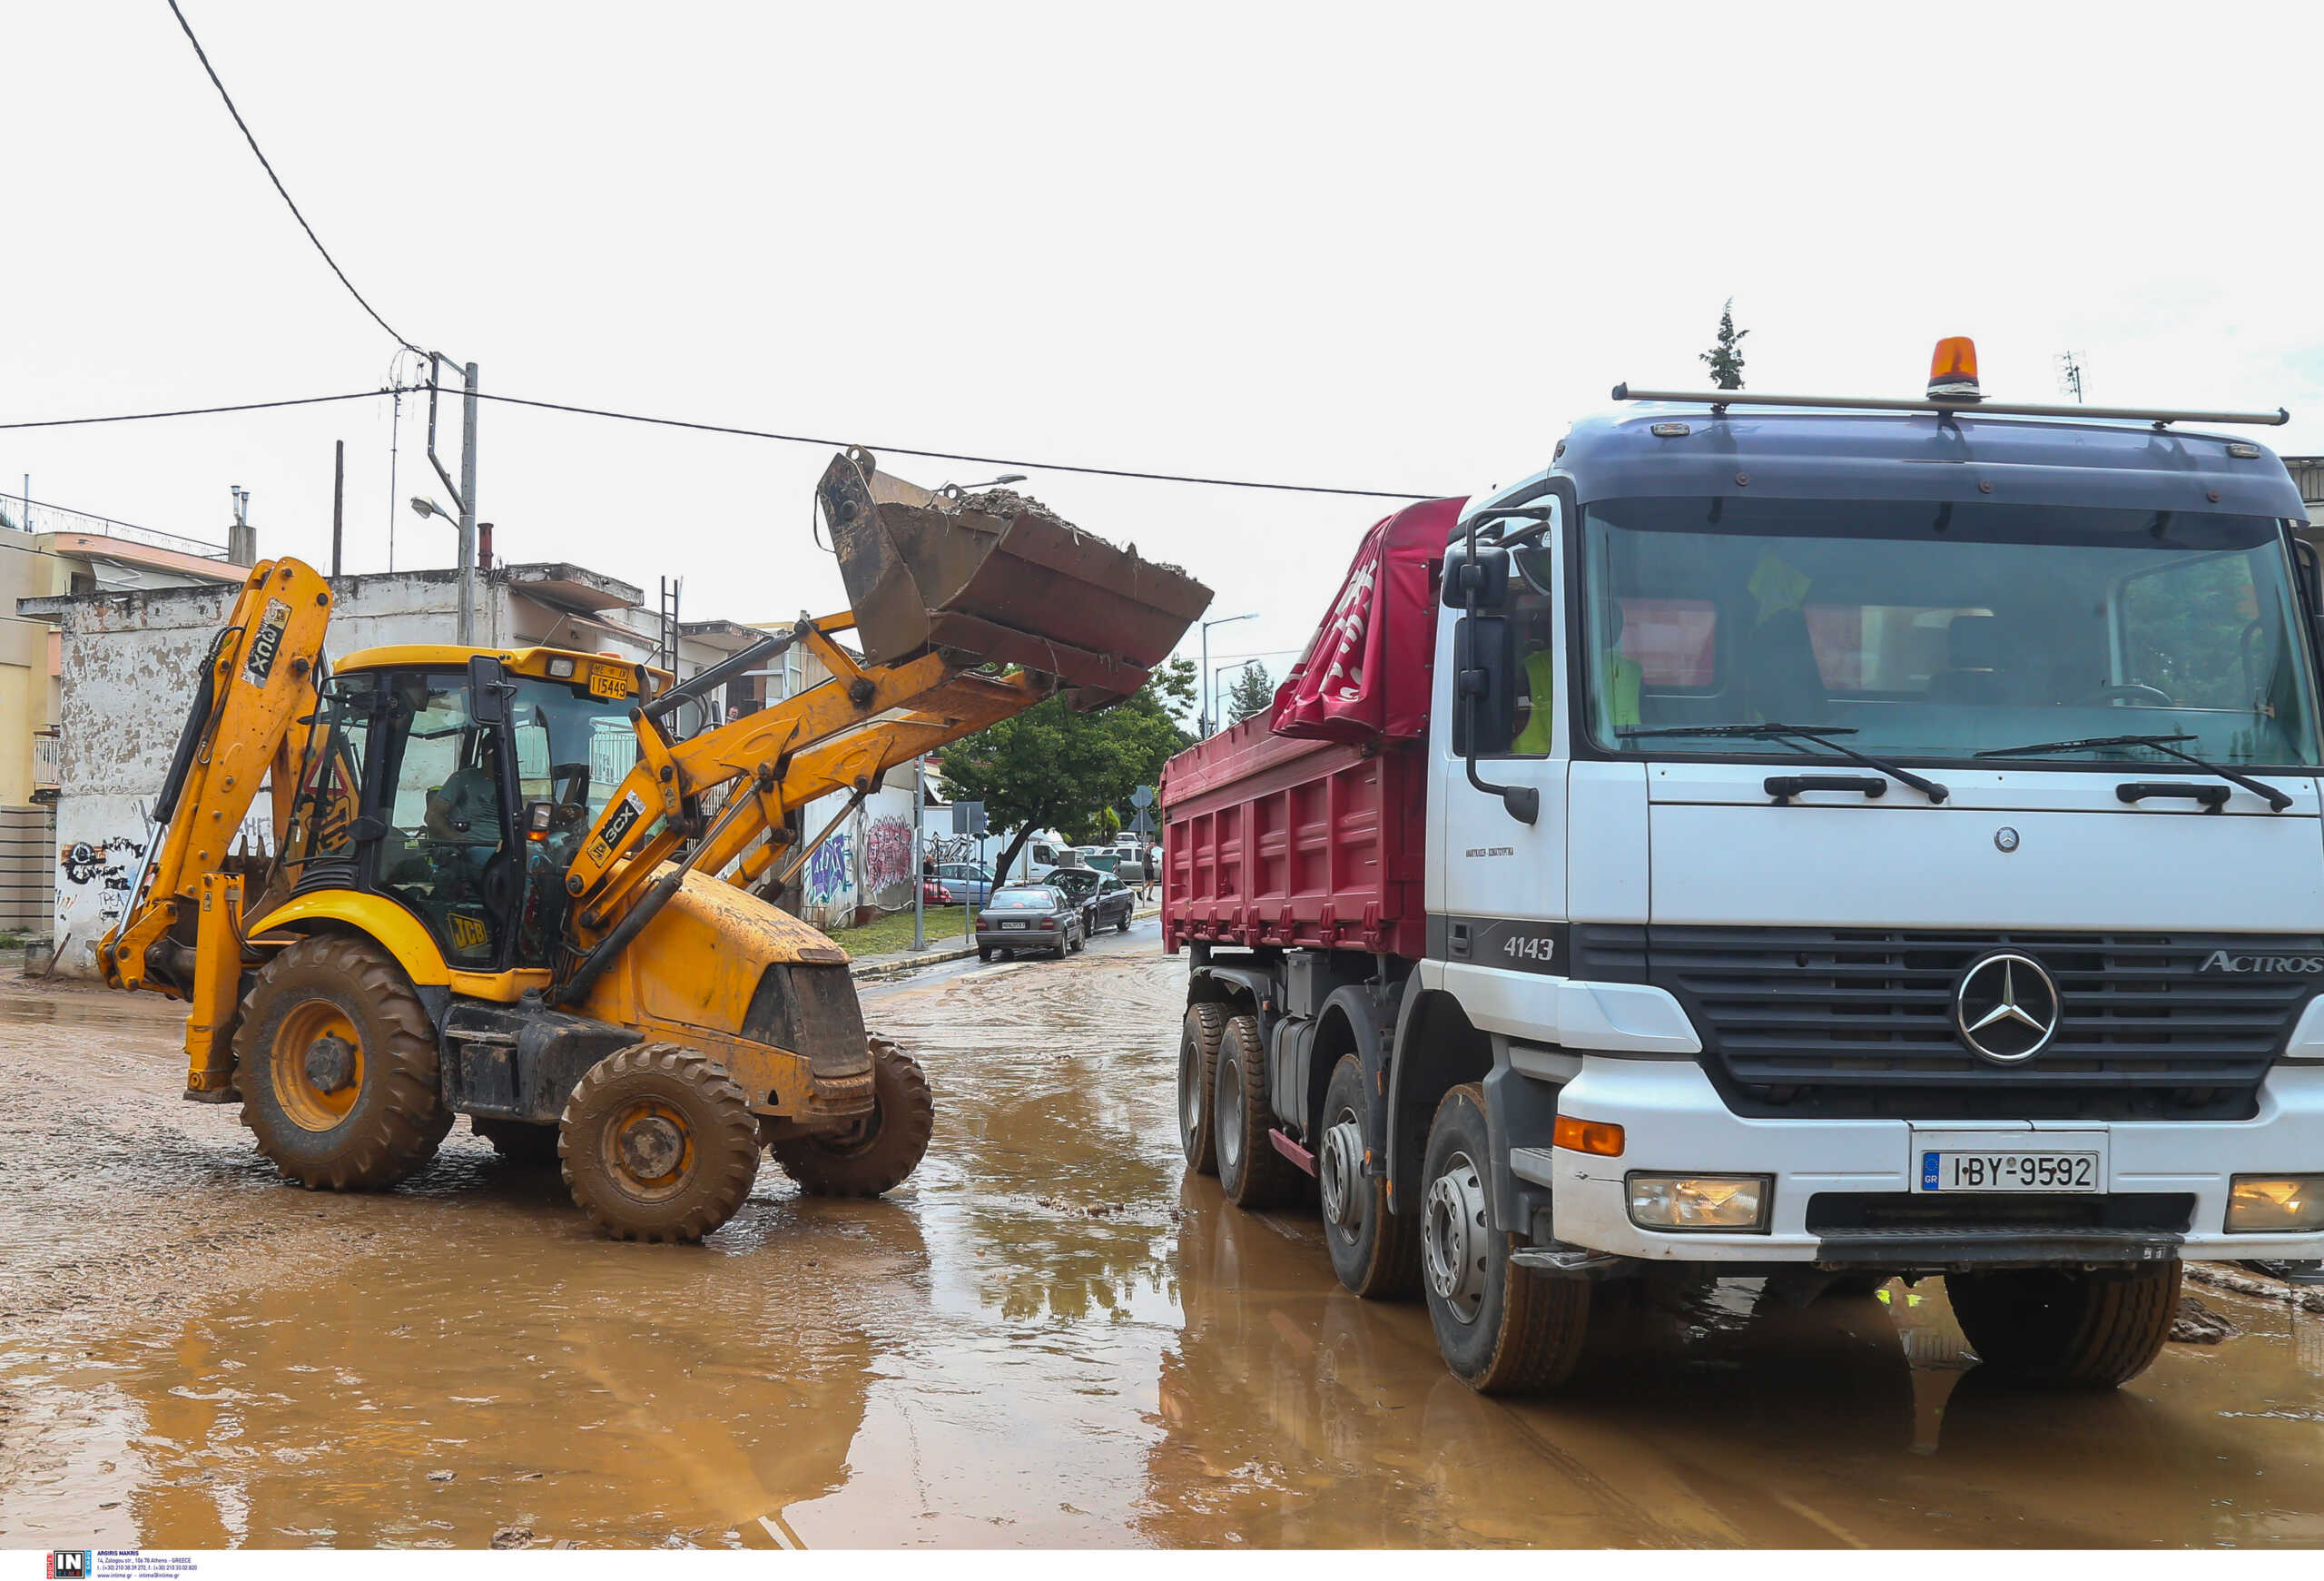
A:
[[1047, 866, 1134, 934], [921, 876, 955, 907], [976, 884, 1085, 961], [932, 862, 994, 905]]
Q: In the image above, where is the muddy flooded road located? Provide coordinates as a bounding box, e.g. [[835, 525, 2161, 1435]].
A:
[[5, 936, 2322, 1547]]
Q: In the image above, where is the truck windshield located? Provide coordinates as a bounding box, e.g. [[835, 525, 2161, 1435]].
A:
[[1577, 497, 2322, 767]]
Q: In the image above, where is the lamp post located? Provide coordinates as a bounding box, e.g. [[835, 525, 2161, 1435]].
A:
[[1197, 612, 1257, 736], [1212, 657, 1268, 733]]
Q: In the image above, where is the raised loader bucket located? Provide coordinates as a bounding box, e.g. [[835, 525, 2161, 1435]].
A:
[[818, 448, 1212, 709]]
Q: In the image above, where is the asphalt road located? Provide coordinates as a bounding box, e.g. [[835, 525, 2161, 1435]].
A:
[[3, 929, 2321, 1547]]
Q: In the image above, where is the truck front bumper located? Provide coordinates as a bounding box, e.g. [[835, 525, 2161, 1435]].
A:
[[1527, 1058, 2324, 1266]]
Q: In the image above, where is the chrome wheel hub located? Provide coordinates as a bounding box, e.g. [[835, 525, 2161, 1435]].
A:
[[1423, 1150, 1490, 1323], [1319, 1118, 1364, 1232], [1217, 1051, 1244, 1172]]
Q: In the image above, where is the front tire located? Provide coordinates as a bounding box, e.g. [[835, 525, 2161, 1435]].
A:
[[1947, 1261, 2182, 1389], [558, 1042, 760, 1242], [1419, 1083, 1589, 1394], [1320, 1054, 1418, 1299], [235, 934, 452, 1191], [768, 1036, 935, 1198], [1214, 1013, 1301, 1210]]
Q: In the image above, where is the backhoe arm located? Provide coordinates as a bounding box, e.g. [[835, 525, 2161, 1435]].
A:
[[101, 558, 335, 1034]]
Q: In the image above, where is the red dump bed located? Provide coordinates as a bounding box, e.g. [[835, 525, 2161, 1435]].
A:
[[1159, 723, 1428, 958], [1159, 496, 1462, 960]]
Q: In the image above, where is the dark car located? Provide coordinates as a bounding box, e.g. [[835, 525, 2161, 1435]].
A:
[[1047, 866, 1135, 934], [976, 884, 1084, 961]]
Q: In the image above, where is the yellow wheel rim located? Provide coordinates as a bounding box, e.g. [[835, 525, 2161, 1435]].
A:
[[270, 1000, 365, 1132], [600, 1100, 695, 1202]]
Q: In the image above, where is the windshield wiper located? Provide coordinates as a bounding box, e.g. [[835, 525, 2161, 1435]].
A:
[[1974, 733, 2293, 812], [1619, 722, 1950, 804]]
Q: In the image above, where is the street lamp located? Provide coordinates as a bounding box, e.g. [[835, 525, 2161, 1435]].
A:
[[1198, 611, 1257, 736], [1212, 656, 1269, 734], [409, 496, 454, 523]]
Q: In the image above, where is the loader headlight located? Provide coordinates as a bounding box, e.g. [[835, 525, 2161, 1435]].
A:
[[2227, 1175, 2324, 1233], [1626, 1173, 1771, 1232], [547, 657, 576, 678]]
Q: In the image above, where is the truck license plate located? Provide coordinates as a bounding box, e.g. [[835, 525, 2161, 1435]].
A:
[[1918, 1151, 2099, 1192]]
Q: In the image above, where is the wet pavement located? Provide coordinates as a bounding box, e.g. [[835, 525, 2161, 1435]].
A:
[[4, 924, 2322, 1548]]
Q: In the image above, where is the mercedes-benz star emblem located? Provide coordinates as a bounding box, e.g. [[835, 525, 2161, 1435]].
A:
[[1953, 952, 2060, 1064]]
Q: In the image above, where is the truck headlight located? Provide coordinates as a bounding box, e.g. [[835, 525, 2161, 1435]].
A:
[[2226, 1175, 2324, 1233], [1626, 1173, 1771, 1232]]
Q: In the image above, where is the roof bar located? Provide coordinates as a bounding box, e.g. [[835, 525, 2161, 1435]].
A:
[[1611, 384, 2290, 428]]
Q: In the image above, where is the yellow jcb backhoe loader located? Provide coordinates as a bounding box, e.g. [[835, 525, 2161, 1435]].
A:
[[98, 450, 1209, 1240]]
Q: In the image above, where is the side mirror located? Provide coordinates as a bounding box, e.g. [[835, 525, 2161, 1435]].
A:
[[1451, 617, 1518, 756], [468, 654, 512, 726], [1442, 539, 1512, 610]]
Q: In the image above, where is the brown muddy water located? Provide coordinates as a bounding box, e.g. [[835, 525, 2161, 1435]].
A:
[[2, 944, 2321, 1548]]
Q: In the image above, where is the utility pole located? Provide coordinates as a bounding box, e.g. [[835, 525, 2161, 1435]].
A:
[[457, 361, 478, 644], [911, 756, 926, 952], [2056, 351, 2085, 404], [330, 440, 345, 578]]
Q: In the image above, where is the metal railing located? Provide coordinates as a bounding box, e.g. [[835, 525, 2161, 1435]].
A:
[[0, 496, 229, 558]]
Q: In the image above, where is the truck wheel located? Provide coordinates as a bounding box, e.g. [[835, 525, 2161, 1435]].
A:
[[559, 1042, 760, 1242], [1320, 1054, 1418, 1299], [473, 1116, 560, 1167], [1177, 1003, 1228, 1175], [769, 1037, 935, 1198], [1947, 1260, 2182, 1389], [1420, 1083, 1589, 1394], [235, 934, 453, 1191], [1214, 1013, 1301, 1210]]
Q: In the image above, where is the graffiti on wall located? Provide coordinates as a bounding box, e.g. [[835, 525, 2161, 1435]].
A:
[[58, 834, 146, 931], [803, 830, 853, 906], [863, 815, 913, 899]]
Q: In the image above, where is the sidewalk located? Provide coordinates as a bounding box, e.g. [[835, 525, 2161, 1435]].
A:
[[849, 901, 1162, 981]]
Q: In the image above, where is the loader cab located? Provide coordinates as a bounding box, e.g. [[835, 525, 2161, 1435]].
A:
[[283, 646, 660, 977]]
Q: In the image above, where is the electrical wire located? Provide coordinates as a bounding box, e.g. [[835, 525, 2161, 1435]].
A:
[[0, 388, 404, 430], [454, 389, 1440, 500], [163, 0, 419, 353], [0, 380, 1447, 500]]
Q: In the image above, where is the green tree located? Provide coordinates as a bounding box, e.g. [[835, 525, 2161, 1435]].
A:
[[938, 657, 1196, 880], [1225, 661, 1275, 723], [1700, 299, 1748, 390]]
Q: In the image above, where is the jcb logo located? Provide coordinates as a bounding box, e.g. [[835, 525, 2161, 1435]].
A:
[[449, 913, 490, 953]]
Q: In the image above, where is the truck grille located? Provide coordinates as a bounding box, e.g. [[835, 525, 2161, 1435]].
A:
[[1575, 925, 2318, 1121]]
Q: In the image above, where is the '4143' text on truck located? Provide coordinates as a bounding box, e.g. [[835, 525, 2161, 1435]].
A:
[[1162, 341, 2324, 1393]]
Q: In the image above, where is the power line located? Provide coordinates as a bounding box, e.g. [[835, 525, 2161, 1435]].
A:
[[0, 388, 405, 430], [456, 388, 1440, 500], [0, 380, 1446, 500], [163, 0, 419, 353]]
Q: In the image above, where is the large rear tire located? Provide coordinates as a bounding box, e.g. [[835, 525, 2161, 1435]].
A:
[[235, 934, 452, 1191], [1947, 1261, 2182, 1389], [1214, 1013, 1301, 1210], [1320, 1053, 1418, 1299], [768, 1036, 935, 1198], [559, 1042, 760, 1242], [1177, 1003, 1227, 1176], [1420, 1083, 1589, 1394]]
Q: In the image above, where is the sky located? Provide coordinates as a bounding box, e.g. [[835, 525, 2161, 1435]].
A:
[[8, 3, 2324, 719]]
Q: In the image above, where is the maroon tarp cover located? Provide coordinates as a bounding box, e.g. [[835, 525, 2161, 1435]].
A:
[[1268, 496, 1464, 743]]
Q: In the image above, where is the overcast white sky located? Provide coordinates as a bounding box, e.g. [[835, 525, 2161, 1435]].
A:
[[8, 3, 2324, 711]]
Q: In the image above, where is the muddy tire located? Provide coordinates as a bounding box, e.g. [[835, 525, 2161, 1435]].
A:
[[558, 1042, 760, 1242], [768, 1036, 935, 1198], [235, 934, 452, 1191], [1177, 1003, 1228, 1176], [473, 1116, 560, 1167], [978, 947, 993, 963], [1214, 1013, 1301, 1210], [1420, 1083, 1589, 1394], [1320, 1054, 1418, 1299], [1947, 1260, 2182, 1389]]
